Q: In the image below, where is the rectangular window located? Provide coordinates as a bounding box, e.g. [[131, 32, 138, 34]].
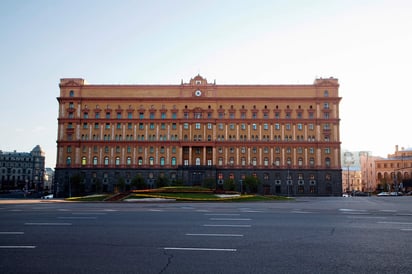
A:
[[263, 123, 268, 130], [139, 112, 144, 119], [172, 113, 177, 119], [105, 123, 110, 129], [161, 123, 166, 130], [150, 123, 155, 129], [106, 112, 111, 119], [172, 123, 177, 130], [183, 123, 189, 129], [117, 112, 122, 119], [127, 123, 132, 129], [297, 124, 303, 130], [161, 112, 166, 119], [150, 112, 155, 119], [207, 123, 212, 129], [117, 123, 121, 129], [127, 112, 133, 119], [195, 123, 201, 129], [95, 112, 100, 119], [84, 112, 89, 119], [83, 123, 88, 129]]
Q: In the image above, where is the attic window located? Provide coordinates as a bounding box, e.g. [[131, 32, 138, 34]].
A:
[[196, 80, 201, 85], [69, 90, 74, 97]]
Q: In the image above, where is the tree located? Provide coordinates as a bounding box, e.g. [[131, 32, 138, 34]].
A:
[[156, 176, 169, 188], [244, 175, 260, 193], [202, 177, 216, 190], [223, 178, 236, 191], [131, 175, 147, 190], [115, 177, 126, 193]]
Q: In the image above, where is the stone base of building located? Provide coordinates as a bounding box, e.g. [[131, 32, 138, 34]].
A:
[[53, 167, 342, 198]]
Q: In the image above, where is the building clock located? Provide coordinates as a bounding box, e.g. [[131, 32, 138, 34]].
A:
[[195, 89, 202, 96]]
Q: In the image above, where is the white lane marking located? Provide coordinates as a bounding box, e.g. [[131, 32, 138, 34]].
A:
[[149, 209, 163, 212], [186, 233, 243, 237], [400, 229, 412, 231], [377, 221, 412, 225], [103, 209, 118, 212], [164, 247, 236, 252], [0, 246, 36, 249], [346, 216, 387, 219], [25, 222, 72, 226], [205, 213, 240, 216], [240, 210, 262, 213], [209, 218, 251, 221], [380, 210, 397, 213], [291, 211, 313, 214], [341, 212, 370, 215], [0, 232, 24, 235], [395, 213, 412, 216], [203, 224, 251, 227], [57, 217, 97, 220], [339, 209, 367, 212], [72, 212, 107, 215]]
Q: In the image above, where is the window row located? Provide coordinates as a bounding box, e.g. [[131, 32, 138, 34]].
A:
[[73, 104, 332, 120], [77, 133, 329, 142], [73, 122, 331, 131], [66, 156, 333, 168]]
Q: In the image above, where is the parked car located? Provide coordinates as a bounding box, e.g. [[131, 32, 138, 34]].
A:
[[377, 192, 390, 196], [41, 194, 53, 199], [342, 193, 350, 197]]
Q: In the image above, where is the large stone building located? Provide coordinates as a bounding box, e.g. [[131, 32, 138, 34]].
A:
[[0, 145, 45, 191], [375, 146, 412, 192], [54, 75, 342, 197]]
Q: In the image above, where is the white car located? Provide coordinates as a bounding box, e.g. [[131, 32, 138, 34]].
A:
[[41, 194, 54, 199]]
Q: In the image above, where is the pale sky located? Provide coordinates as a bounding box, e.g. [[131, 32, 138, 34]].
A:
[[1, 0, 411, 168]]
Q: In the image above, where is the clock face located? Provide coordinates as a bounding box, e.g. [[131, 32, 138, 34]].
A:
[[195, 90, 202, 96]]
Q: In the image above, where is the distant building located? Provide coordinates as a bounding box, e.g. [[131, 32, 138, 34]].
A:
[[375, 145, 412, 192], [0, 145, 46, 191], [55, 76, 342, 197], [44, 167, 54, 192]]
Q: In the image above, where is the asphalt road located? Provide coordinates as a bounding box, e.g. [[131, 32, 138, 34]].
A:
[[0, 197, 411, 274]]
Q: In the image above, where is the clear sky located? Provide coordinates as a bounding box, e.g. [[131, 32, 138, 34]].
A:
[[1, 0, 411, 168]]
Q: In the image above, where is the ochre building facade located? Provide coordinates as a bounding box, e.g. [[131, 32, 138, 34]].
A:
[[55, 75, 342, 196]]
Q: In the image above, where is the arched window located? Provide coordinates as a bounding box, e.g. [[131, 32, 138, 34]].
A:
[[93, 157, 98, 166], [324, 90, 329, 97], [66, 157, 71, 166], [69, 90, 74, 97], [171, 157, 176, 166], [138, 157, 143, 166], [81, 157, 87, 166], [126, 157, 131, 165], [149, 157, 154, 165], [309, 157, 315, 167], [160, 157, 165, 166], [298, 157, 303, 167], [115, 157, 120, 166], [104, 157, 109, 166]]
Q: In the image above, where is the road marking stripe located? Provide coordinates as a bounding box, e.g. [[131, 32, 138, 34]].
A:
[[72, 213, 107, 215], [205, 214, 240, 216], [400, 229, 412, 231], [378, 221, 412, 225], [186, 233, 243, 237], [203, 224, 251, 227], [57, 217, 97, 220], [209, 218, 251, 221], [0, 232, 24, 235], [164, 247, 236, 252], [25, 222, 72, 226], [0, 246, 36, 249]]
